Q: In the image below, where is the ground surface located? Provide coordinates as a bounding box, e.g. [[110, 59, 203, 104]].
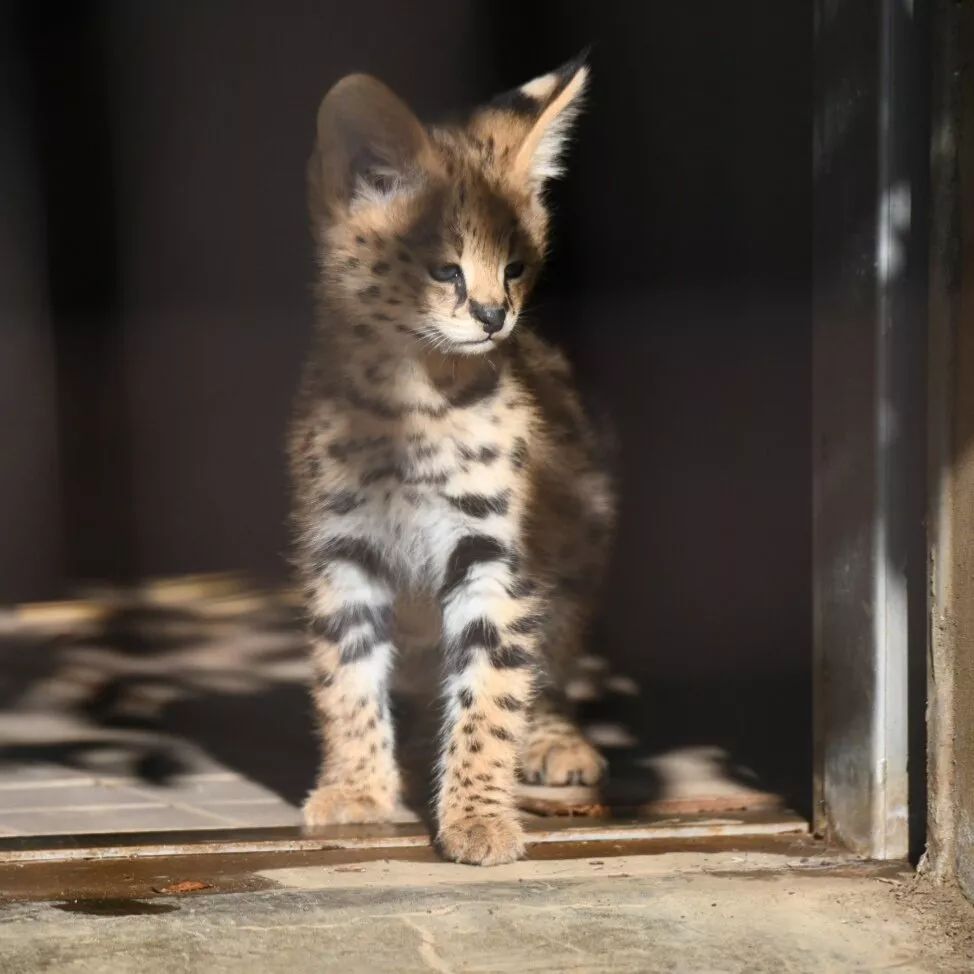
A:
[[1, 851, 971, 973]]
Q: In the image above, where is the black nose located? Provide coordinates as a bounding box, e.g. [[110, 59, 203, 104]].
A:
[[470, 301, 506, 336]]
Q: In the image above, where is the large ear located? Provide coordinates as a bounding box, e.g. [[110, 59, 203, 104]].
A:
[[309, 74, 431, 218], [486, 53, 589, 187]]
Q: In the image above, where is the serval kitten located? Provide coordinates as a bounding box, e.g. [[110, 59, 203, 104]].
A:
[[290, 55, 614, 865]]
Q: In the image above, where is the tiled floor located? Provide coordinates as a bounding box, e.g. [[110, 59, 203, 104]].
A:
[[0, 771, 303, 836], [0, 578, 312, 836], [0, 575, 797, 837]]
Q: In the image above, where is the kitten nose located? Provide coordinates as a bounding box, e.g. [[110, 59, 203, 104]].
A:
[[470, 300, 506, 336]]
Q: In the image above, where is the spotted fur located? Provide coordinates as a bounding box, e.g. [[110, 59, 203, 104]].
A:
[[290, 55, 614, 865]]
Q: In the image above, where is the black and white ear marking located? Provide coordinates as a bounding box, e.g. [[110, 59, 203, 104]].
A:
[[310, 73, 431, 216], [507, 52, 590, 185]]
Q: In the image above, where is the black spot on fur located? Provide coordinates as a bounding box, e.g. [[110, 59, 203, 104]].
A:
[[324, 490, 365, 515], [490, 87, 541, 117], [360, 465, 398, 486], [344, 385, 402, 419], [458, 687, 474, 709], [447, 366, 500, 409], [478, 446, 500, 464], [457, 618, 501, 651], [458, 443, 500, 465], [494, 694, 523, 711], [359, 462, 448, 488], [327, 435, 391, 461], [358, 285, 381, 302], [488, 643, 533, 669], [510, 437, 528, 469], [312, 536, 393, 583], [508, 614, 544, 636], [353, 323, 375, 340], [489, 725, 515, 742], [401, 470, 449, 487], [448, 618, 502, 670], [345, 385, 451, 421], [468, 739, 483, 753], [447, 491, 510, 519], [372, 261, 390, 275], [411, 441, 439, 460], [441, 535, 508, 599], [312, 603, 391, 642], [507, 577, 538, 599]]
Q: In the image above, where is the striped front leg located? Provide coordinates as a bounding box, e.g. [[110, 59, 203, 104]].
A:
[[435, 535, 542, 865], [303, 537, 401, 826]]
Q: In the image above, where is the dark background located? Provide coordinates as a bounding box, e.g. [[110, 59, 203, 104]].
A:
[[0, 2, 812, 804]]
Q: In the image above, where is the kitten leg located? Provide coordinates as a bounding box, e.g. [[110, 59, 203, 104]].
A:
[[303, 547, 401, 826], [522, 691, 606, 786], [522, 596, 607, 787], [435, 538, 541, 865]]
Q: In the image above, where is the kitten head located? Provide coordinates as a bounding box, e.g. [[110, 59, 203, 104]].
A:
[[309, 55, 588, 355]]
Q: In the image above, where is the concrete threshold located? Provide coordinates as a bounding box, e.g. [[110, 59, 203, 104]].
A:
[[2, 840, 970, 974]]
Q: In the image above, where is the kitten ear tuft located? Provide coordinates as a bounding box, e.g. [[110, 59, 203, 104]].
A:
[[493, 51, 590, 186], [310, 74, 430, 218]]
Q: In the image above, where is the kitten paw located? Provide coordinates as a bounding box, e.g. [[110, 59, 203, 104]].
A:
[[303, 785, 398, 826], [522, 734, 607, 786], [437, 814, 526, 866]]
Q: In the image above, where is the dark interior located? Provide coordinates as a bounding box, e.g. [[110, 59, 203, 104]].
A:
[[0, 2, 813, 817]]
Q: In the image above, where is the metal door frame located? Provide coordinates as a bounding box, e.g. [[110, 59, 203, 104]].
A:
[[812, 0, 929, 860]]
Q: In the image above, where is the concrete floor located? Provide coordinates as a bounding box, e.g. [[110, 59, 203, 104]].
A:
[[1, 851, 971, 973]]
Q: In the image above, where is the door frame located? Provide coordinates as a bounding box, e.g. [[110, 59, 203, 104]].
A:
[[812, 0, 929, 861]]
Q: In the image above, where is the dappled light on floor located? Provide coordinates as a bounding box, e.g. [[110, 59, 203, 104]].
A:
[[0, 575, 802, 838]]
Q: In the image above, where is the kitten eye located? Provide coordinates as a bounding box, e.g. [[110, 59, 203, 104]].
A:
[[430, 264, 463, 283], [504, 261, 525, 281]]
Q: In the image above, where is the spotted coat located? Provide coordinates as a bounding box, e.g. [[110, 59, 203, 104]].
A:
[[289, 54, 614, 865]]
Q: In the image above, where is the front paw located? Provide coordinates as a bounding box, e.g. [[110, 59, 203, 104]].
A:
[[437, 814, 526, 866], [303, 784, 398, 826], [522, 735, 607, 786]]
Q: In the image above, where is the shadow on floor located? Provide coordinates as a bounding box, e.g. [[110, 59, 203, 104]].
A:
[[0, 581, 811, 823]]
